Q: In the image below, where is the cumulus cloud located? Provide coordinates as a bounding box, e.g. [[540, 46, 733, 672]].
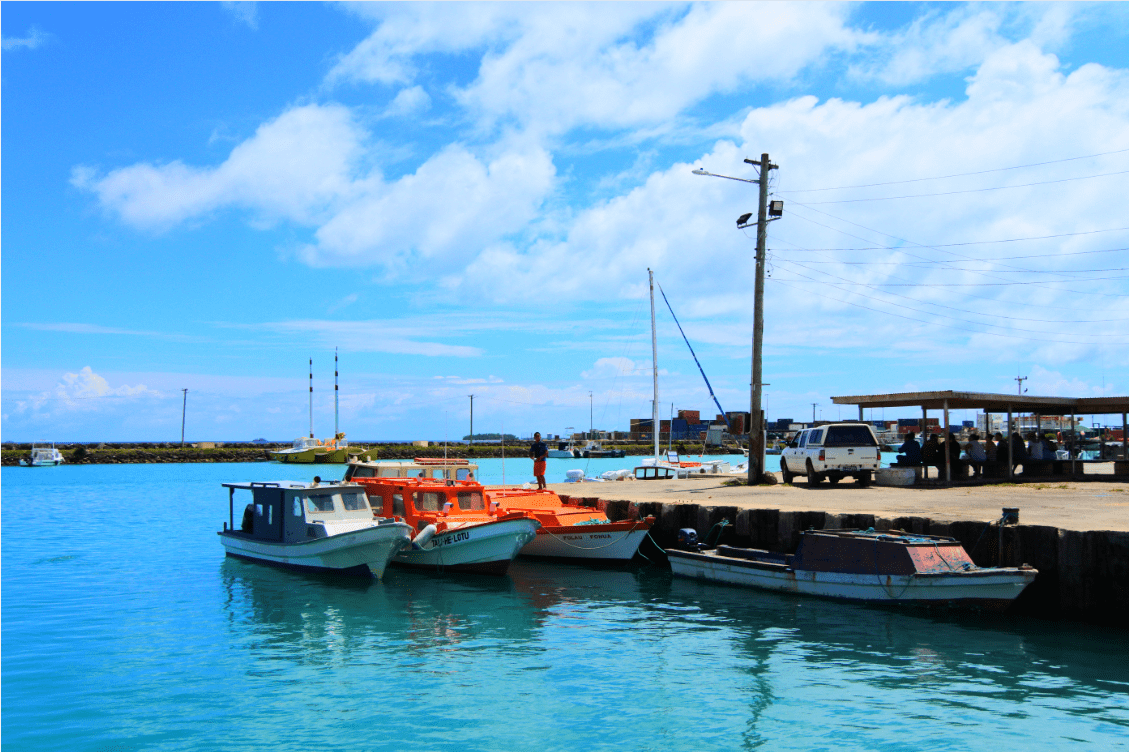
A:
[[2, 26, 48, 52], [221, 2, 258, 30], [16, 367, 162, 414], [384, 85, 431, 117]]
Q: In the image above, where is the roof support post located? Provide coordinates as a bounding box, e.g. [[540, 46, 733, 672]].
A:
[[859, 405, 864, 422], [922, 405, 928, 479], [1123, 412, 1128, 461], [1007, 406, 1014, 481], [944, 399, 951, 483], [1071, 412, 1077, 478]]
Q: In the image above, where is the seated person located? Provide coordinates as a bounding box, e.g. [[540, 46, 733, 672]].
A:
[[921, 434, 944, 475], [1027, 433, 1045, 461], [1009, 431, 1029, 472], [966, 433, 986, 477], [894, 431, 923, 466]]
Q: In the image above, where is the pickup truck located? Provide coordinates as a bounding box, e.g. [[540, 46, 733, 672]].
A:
[[780, 423, 881, 486]]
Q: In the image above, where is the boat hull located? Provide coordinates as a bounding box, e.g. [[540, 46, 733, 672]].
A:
[[392, 518, 540, 574], [270, 449, 320, 464], [520, 523, 650, 561], [218, 522, 412, 578], [668, 549, 1037, 610]]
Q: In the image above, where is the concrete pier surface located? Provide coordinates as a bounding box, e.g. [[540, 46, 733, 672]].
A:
[[546, 471, 1129, 533], [541, 470, 1129, 625]]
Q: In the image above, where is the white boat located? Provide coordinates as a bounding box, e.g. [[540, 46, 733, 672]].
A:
[[547, 439, 576, 459], [344, 457, 479, 482], [218, 480, 412, 578], [637, 454, 731, 478], [22, 443, 65, 466], [668, 529, 1037, 610]]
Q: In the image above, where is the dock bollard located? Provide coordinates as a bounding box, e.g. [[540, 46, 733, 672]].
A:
[[1001, 507, 1019, 525]]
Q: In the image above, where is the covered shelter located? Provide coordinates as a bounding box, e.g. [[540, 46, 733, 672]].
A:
[[830, 391, 1129, 483]]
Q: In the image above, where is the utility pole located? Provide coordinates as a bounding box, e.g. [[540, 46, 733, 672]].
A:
[[589, 391, 594, 438], [334, 349, 339, 437], [180, 389, 187, 446], [812, 403, 818, 424], [468, 394, 474, 446], [692, 154, 779, 485], [1015, 375, 1027, 395]]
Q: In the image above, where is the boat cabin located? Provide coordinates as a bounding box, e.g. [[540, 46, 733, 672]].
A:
[[352, 477, 505, 531], [344, 458, 478, 482], [222, 481, 387, 543]]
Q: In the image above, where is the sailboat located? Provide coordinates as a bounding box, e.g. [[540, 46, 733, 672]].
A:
[[271, 353, 359, 464]]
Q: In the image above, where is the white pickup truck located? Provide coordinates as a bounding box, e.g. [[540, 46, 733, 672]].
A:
[[780, 423, 881, 486]]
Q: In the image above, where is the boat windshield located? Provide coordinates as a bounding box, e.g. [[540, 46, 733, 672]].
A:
[[415, 491, 443, 512], [341, 491, 368, 511], [306, 495, 335, 513], [457, 491, 484, 511]]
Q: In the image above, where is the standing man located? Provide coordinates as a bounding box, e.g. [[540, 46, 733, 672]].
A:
[[530, 432, 549, 490]]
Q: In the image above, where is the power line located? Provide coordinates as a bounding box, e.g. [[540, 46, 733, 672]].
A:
[[779, 147, 1129, 193], [769, 227, 1129, 252], [797, 169, 1129, 205]]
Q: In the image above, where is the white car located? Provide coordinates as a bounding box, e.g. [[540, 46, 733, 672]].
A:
[[780, 423, 882, 486]]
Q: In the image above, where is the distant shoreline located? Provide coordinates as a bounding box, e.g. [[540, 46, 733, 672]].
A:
[[0, 441, 738, 466]]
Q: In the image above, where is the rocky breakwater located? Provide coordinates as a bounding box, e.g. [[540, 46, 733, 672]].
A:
[[558, 494, 1129, 627], [1, 443, 274, 465]]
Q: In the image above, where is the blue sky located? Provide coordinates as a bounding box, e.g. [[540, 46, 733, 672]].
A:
[[3, 2, 1128, 442]]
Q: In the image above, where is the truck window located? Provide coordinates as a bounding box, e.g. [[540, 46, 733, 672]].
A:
[[807, 429, 824, 446], [798, 430, 809, 448], [824, 426, 879, 447]]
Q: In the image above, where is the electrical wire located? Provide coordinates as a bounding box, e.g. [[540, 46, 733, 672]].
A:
[[797, 169, 1129, 204], [779, 147, 1129, 193]]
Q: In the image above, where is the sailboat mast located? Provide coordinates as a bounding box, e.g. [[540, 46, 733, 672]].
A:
[[334, 349, 339, 437], [649, 268, 659, 461], [308, 358, 314, 438]]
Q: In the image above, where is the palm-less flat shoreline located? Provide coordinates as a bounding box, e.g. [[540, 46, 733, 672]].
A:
[[543, 468, 1129, 533]]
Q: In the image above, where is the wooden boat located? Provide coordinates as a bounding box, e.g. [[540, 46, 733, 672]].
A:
[[22, 443, 65, 466], [218, 480, 412, 577], [354, 477, 539, 575], [344, 457, 479, 482], [486, 488, 655, 561], [668, 528, 1037, 610]]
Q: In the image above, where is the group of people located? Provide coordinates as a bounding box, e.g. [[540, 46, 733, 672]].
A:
[[894, 430, 1062, 478]]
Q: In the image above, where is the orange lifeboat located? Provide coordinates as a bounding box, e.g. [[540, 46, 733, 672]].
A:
[[353, 477, 539, 575], [485, 488, 655, 562]]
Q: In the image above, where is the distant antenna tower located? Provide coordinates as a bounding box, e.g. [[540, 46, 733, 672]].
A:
[[1015, 374, 1027, 395], [334, 348, 339, 437], [309, 358, 314, 438]]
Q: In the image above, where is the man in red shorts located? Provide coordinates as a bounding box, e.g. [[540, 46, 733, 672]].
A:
[[530, 432, 548, 489]]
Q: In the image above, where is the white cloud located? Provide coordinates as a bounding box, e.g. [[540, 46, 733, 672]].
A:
[[384, 85, 431, 117], [73, 104, 366, 229], [221, 2, 258, 31], [245, 319, 484, 357], [2, 26, 48, 52], [15, 367, 162, 415]]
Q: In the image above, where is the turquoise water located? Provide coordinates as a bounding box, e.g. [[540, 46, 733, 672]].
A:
[[3, 463, 1128, 751]]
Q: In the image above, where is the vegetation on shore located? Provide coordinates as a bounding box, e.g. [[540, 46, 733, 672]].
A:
[[1, 441, 740, 465]]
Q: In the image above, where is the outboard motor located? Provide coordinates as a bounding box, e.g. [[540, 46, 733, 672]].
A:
[[677, 528, 700, 551]]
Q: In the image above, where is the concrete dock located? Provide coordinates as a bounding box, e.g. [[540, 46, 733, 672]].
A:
[[547, 473, 1129, 626]]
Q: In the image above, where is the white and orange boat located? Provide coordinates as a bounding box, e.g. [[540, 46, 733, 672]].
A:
[[354, 477, 539, 575], [487, 488, 655, 562]]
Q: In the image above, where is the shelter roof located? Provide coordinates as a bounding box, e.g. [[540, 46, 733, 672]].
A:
[[830, 390, 1129, 416]]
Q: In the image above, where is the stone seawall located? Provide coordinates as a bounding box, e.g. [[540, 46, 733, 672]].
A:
[[560, 495, 1129, 627]]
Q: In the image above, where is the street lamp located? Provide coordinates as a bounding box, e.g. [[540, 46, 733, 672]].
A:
[[693, 154, 780, 485]]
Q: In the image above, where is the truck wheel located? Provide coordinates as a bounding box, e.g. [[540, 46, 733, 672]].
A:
[[806, 460, 822, 486], [858, 471, 872, 487], [781, 461, 794, 484]]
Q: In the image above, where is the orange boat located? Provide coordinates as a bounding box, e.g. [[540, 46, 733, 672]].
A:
[[353, 477, 539, 575], [486, 488, 655, 562]]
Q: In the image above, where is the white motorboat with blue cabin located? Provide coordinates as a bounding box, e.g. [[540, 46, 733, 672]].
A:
[[22, 443, 65, 466], [218, 480, 412, 577]]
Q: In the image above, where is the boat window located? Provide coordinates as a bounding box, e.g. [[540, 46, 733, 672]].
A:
[[392, 493, 405, 517], [807, 429, 824, 446], [415, 491, 442, 511], [456, 468, 471, 480], [457, 491, 484, 511], [293, 498, 302, 517], [350, 466, 376, 478], [341, 491, 368, 511], [306, 495, 335, 513]]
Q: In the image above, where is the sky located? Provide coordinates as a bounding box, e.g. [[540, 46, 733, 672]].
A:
[[3, 1, 1129, 443]]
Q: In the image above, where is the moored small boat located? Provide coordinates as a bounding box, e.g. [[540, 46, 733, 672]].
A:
[[668, 528, 1037, 610], [344, 457, 479, 482], [355, 477, 539, 575], [22, 443, 66, 467], [218, 480, 413, 577], [486, 488, 655, 561]]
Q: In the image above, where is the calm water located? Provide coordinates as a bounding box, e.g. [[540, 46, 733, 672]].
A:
[[3, 463, 1128, 751]]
